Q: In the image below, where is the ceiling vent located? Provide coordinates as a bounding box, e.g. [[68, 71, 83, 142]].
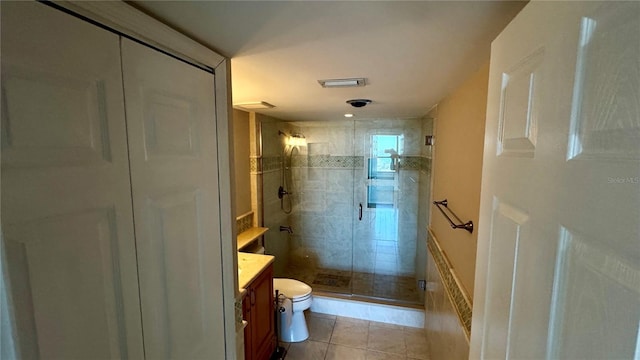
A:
[[318, 78, 366, 88], [346, 99, 372, 108], [234, 101, 275, 110]]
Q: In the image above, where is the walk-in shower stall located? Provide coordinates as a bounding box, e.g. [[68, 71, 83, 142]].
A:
[[260, 118, 433, 306]]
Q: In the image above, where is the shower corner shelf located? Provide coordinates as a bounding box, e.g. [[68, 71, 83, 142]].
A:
[[237, 227, 269, 251]]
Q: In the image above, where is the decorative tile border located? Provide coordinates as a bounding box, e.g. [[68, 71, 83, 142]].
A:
[[289, 155, 428, 171], [250, 156, 282, 174], [262, 155, 282, 172], [234, 296, 244, 330], [249, 157, 260, 173], [398, 156, 422, 170], [236, 211, 254, 234], [290, 155, 306, 167], [292, 155, 364, 169], [427, 229, 473, 341]]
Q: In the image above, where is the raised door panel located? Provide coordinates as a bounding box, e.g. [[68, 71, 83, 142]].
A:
[[121, 38, 225, 359], [4, 210, 128, 359], [567, 4, 640, 161], [548, 227, 640, 359], [140, 189, 208, 356], [481, 199, 529, 359], [143, 91, 201, 158], [1, 68, 112, 167], [497, 49, 543, 158], [0, 2, 143, 358]]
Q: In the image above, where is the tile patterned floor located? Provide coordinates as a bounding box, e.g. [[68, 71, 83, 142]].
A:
[[280, 312, 429, 360], [283, 266, 421, 304]]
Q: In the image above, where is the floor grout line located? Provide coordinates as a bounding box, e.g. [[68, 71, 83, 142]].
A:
[[282, 311, 427, 360]]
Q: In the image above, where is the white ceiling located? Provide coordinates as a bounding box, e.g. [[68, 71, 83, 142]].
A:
[[132, 1, 526, 122]]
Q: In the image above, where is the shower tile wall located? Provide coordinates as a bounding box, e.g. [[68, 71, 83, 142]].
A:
[[256, 116, 295, 276], [425, 250, 469, 359], [280, 119, 428, 303], [288, 121, 356, 272]]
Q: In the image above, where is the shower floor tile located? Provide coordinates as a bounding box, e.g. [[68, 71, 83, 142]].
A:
[[313, 273, 351, 288], [283, 265, 421, 304]]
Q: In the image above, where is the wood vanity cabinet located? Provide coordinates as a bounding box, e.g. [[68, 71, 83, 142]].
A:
[[243, 264, 276, 360]]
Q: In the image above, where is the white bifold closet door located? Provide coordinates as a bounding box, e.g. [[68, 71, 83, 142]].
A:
[[1, 2, 226, 359], [1, 2, 144, 358], [120, 39, 225, 359]]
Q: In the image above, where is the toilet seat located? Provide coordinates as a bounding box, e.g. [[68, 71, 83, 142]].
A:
[[273, 278, 312, 301]]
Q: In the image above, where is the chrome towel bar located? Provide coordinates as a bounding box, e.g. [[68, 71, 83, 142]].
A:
[[433, 199, 474, 234]]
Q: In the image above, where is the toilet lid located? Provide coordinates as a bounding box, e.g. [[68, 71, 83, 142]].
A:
[[273, 278, 312, 298]]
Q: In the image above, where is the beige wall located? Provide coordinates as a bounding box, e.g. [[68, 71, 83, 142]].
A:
[[233, 109, 252, 216], [425, 250, 470, 359], [430, 62, 489, 298]]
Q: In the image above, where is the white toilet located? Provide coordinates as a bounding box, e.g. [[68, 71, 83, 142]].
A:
[[273, 278, 313, 342]]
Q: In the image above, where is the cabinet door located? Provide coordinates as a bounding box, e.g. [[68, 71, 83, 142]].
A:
[[252, 265, 275, 360], [0, 2, 143, 358], [121, 38, 225, 359]]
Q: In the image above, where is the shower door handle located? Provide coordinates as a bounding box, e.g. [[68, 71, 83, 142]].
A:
[[358, 203, 363, 221]]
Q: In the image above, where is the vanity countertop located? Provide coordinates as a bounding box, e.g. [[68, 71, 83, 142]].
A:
[[238, 252, 275, 289]]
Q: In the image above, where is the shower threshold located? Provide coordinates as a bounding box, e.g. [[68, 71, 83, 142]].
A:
[[313, 290, 424, 310], [309, 292, 425, 328]]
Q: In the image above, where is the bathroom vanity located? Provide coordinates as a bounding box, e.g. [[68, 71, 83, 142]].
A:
[[238, 253, 276, 360]]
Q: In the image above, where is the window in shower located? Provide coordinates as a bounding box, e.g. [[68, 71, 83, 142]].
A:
[[366, 134, 402, 208]]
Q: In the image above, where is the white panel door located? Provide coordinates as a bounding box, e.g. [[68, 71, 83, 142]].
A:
[[1, 2, 143, 359], [471, 1, 640, 359], [121, 39, 226, 359]]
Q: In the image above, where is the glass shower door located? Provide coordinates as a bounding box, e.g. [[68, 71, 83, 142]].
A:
[[352, 120, 422, 305], [273, 119, 423, 305], [284, 121, 356, 296]]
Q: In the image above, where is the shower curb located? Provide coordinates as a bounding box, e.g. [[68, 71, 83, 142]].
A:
[[310, 294, 425, 328]]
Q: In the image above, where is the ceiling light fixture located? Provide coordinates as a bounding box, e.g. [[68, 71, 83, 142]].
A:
[[318, 78, 366, 88], [344, 113, 354, 118], [234, 101, 275, 110], [346, 99, 372, 108]]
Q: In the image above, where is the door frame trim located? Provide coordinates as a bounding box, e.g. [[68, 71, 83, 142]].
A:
[[52, 1, 225, 70]]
